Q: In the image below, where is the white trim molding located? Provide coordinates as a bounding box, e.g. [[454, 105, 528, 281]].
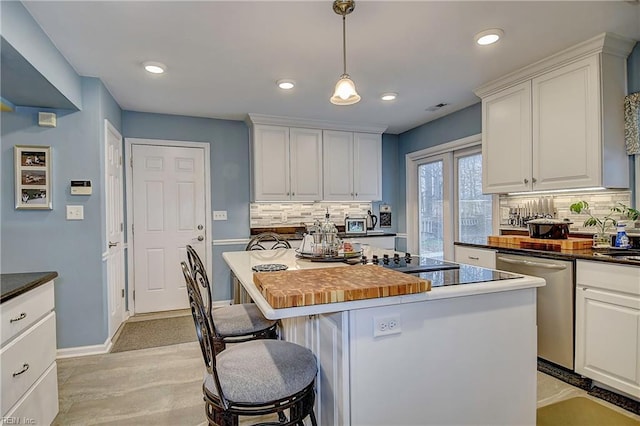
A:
[[57, 336, 112, 359], [213, 238, 251, 246], [246, 113, 387, 134], [475, 32, 635, 98]]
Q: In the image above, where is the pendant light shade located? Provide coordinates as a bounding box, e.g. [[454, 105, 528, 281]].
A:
[[330, 0, 360, 105], [331, 74, 361, 105]]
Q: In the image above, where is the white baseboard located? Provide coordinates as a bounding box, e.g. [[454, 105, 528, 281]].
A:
[[57, 336, 112, 359]]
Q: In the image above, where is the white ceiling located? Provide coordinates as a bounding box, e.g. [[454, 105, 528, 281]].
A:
[[22, 1, 640, 134]]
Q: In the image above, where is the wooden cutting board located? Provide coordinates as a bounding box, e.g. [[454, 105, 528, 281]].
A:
[[488, 235, 592, 251], [253, 265, 431, 309]]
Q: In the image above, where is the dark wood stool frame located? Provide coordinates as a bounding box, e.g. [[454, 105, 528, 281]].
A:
[[185, 245, 278, 355], [181, 262, 318, 426]]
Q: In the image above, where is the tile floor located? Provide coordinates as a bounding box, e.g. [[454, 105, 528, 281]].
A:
[[54, 341, 640, 425]]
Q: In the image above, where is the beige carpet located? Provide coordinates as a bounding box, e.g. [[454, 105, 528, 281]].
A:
[[111, 315, 197, 353], [537, 397, 639, 426]]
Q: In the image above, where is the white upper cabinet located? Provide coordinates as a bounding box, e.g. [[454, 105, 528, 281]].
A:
[[482, 81, 532, 193], [289, 128, 323, 201], [251, 125, 322, 201], [247, 114, 386, 202], [323, 131, 382, 201], [475, 33, 635, 194]]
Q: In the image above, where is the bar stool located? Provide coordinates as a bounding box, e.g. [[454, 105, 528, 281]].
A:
[[245, 232, 291, 250], [181, 262, 318, 426], [185, 245, 278, 355]]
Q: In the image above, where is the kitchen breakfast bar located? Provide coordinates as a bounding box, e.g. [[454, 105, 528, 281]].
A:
[[223, 248, 545, 425]]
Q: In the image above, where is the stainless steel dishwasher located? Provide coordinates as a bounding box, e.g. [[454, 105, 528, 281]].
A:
[[496, 253, 575, 370]]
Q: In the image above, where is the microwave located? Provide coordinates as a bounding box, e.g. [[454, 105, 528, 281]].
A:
[[345, 218, 367, 235]]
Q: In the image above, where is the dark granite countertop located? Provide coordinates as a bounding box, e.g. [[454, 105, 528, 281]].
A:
[[455, 242, 640, 267], [1, 271, 58, 303]]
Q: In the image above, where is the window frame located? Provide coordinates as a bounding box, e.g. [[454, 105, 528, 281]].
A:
[[406, 134, 499, 260]]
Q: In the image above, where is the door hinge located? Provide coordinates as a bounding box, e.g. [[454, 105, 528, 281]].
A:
[[120, 222, 124, 232], [132, 224, 134, 235], [130, 157, 133, 168], [119, 155, 122, 167], [121, 289, 125, 298], [133, 290, 135, 301]]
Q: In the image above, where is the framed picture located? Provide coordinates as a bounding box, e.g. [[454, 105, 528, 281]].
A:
[[15, 145, 52, 210]]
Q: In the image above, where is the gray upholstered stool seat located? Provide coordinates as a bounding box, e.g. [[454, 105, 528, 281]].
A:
[[213, 304, 278, 337], [204, 339, 317, 404]]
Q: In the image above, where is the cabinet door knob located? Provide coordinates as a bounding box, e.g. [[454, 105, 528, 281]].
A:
[[524, 178, 529, 184], [532, 177, 537, 184], [292, 192, 295, 196]]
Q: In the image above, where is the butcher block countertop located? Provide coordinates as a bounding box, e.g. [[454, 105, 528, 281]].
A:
[[253, 265, 430, 308], [223, 248, 545, 320]]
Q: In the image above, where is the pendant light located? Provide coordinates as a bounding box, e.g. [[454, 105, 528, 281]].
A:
[[330, 0, 360, 105]]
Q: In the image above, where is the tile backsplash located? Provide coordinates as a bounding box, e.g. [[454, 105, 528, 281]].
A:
[[499, 189, 637, 233], [250, 202, 372, 228]]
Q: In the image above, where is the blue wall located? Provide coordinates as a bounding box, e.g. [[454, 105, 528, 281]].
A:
[[395, 103, 482, 236], [627, 42, 639, 206], [1, 78, 122, 348], [0, 1, 82, 109], [122, 112, 250, 301]]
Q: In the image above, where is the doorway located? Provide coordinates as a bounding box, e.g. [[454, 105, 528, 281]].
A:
[[125, 139, 211, 314], [105, 120, 125, 339]]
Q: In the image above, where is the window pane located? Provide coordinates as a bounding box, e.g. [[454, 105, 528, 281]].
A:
[[418, 160, 443, 259], [458, 153, 492, 244]]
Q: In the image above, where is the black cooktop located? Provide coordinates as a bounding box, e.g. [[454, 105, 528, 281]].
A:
[[409, 265, 523, 287], [360, 253, 460, 273]]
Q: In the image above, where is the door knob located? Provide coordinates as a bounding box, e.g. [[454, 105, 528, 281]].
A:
[[197, 224, 204, 230], [108, 241, 118, 248], [196, 235, 204, 241]]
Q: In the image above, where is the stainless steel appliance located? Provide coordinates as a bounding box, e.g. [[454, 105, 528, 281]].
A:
[[366, 210, 378, 230], [496, 253, 575, 370]]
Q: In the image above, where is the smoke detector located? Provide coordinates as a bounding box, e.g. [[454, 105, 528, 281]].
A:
[[425, 103, 449, 112]]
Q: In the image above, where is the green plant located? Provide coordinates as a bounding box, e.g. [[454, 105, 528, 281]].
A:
[[569, 201, 639, 235]]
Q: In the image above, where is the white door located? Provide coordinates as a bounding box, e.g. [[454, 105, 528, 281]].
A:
[[105, 120, 125, 338], [131, 144, 207, 313]]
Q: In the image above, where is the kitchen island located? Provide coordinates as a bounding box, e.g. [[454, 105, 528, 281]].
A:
[[223, 248, 545, 425]]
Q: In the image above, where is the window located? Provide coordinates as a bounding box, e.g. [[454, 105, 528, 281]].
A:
[[406, 135, 496, 260], [456, 150, 493, 245]]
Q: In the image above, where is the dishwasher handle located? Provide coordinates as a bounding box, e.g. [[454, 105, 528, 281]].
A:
[[497, 256, 567, 271]]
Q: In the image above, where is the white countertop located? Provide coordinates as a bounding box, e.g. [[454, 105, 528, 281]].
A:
[[222, 248, 545, 320]]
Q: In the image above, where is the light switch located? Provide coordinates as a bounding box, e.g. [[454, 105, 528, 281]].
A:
[[66, 205, 84, 220], [213, 210, 227, 221]]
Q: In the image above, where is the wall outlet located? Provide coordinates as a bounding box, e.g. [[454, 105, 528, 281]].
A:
[[373, 315, 402, 337], [213, 210, 227, 221]]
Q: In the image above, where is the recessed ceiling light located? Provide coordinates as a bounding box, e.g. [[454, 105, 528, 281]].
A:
[[381, 93, 397, 101], [475, 29, 504, 46], [143, 61, 166, 74], [277, 79, 295, 90]]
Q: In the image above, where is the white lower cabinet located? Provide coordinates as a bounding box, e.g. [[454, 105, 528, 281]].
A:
[[1, 280, 58, 424], [575, 261, 640, 398], [454, 245, 496, 269]]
